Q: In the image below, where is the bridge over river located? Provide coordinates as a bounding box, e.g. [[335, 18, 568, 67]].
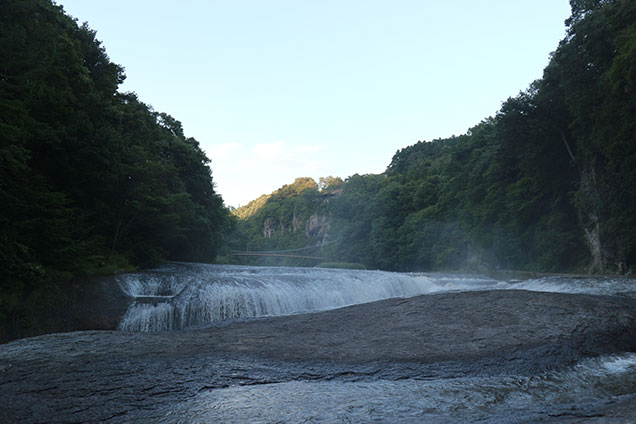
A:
[[230, 243, 334, 261]]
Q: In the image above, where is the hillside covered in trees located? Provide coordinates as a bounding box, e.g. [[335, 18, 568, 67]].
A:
[[230, 0, 636, 274], [1, 0, 230, 327]]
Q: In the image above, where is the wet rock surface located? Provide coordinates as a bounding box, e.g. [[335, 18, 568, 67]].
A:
[[0, 275, 128, 343], [1, 290, 636, 423]]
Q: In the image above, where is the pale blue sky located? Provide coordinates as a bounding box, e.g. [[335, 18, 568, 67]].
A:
[[58, 1, 571, 207]]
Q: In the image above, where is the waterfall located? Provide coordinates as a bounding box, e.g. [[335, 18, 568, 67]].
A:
[[117, 263, 505, 332]]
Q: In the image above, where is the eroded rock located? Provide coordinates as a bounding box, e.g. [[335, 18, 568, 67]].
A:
[[1, 290, 636, 423]]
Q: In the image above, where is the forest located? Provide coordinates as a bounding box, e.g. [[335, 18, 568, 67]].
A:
[[230, 0, 636, 274], [1, 0, 635, 333], [1, 0, 230, 325]]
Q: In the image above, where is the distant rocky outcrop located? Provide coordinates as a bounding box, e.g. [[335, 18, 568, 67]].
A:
[[306, 213, 331, 242], [231, 178, 342, 263]]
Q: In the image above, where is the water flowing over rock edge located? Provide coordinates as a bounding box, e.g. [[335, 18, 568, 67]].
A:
[[116, 264, 508, 332], [2, 289, 636, 423], [3, 262, 634, 343], [115, 263, 636, 333]]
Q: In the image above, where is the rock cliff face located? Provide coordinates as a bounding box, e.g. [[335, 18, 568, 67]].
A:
[[305, 213, 331, 243], [292, 207, 303, 232], [262, 212, 332, 244], [580, 162, 607, 273], [578, 159, 635, 274], [233, 178, 342, 265], [263, 217, 275, 238]]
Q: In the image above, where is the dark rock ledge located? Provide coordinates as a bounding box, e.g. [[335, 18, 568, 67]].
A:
[[1, 290, 636, 423]]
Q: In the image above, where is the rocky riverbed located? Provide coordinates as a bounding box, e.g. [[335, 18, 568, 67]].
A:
[[2, 289, 636, 422]]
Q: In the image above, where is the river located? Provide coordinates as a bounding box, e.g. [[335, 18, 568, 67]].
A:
[[2, 263, 636, 423], [117, 263, 636, 332]]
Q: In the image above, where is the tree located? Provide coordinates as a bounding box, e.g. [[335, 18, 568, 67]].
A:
[[1, 0, 231, 331]]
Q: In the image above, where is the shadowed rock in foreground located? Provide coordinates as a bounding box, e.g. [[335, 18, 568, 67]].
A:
[[1, 290, 636, 423], [0, 275, 129, 343]]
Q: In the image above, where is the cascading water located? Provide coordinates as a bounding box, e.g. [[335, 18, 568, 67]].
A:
[[117, 263, 636, 332], [4, 263, 636, 423], [117, 263, 508, 332]]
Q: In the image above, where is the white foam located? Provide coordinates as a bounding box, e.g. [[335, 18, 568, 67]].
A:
[[117, 265, 502, 332]]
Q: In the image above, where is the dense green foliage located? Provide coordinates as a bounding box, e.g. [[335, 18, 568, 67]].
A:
[[230, 0, 635, 273], [226, 178, 333, 266], [1, 0, 229, 321]]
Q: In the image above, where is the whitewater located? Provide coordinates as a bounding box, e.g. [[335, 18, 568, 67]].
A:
[[117, 262, 635, 332], [3, 262, 636, 423]]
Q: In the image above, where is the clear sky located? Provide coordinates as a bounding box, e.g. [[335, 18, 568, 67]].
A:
[[58, 0, 572, 207]]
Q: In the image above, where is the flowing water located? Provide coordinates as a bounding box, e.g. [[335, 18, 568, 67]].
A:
[[117, 263, 635, 332], [117, 263, 509, 331], [94, 264, 636, 421], [146, 353, 636, 423]]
